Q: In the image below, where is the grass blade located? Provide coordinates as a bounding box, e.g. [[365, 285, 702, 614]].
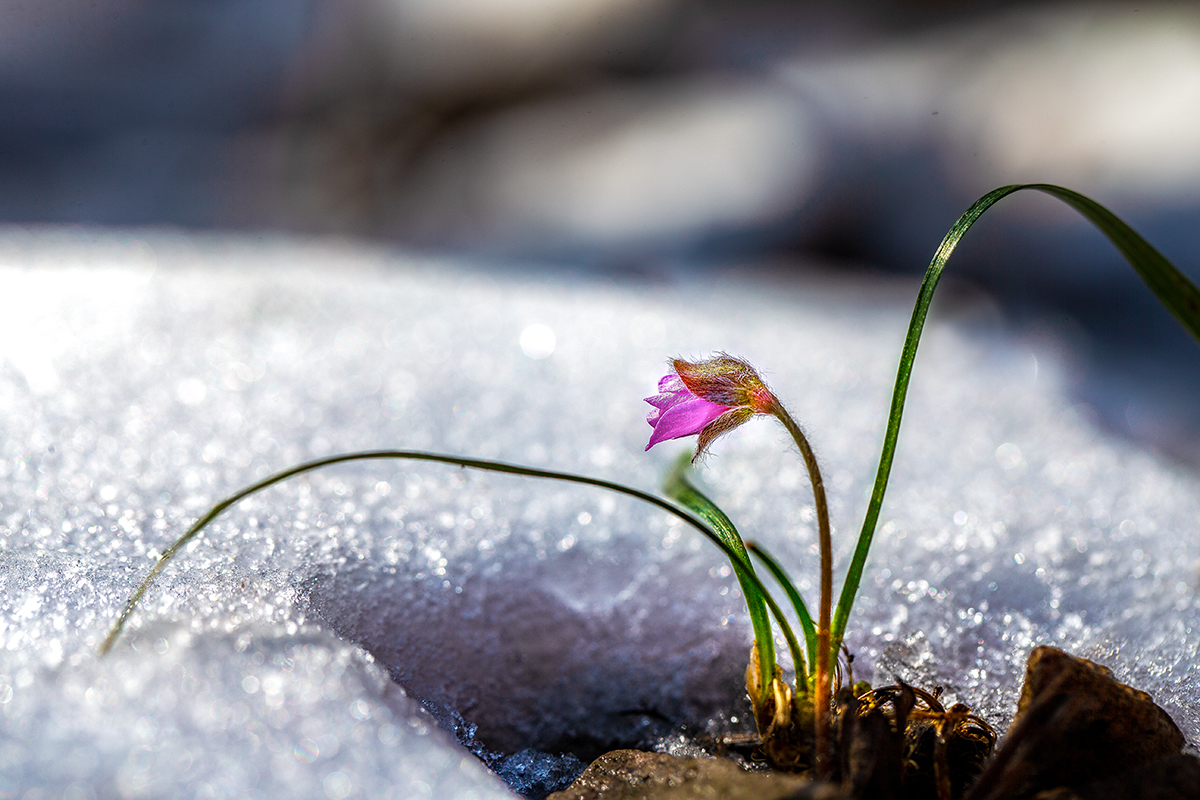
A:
[[664, 456, 806, 687], [746, 540, 817, 679], [100, 449, 800, 678], [831, 183, 1200, 650]]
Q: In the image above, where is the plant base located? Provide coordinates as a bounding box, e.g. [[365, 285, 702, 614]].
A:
[[550, 647, 1198, 800]]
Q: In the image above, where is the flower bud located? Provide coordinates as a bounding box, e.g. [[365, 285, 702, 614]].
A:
[[644, 354, 777, 458]]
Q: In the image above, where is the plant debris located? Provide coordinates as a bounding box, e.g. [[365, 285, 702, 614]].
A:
[[551, 647, 1199, 800]]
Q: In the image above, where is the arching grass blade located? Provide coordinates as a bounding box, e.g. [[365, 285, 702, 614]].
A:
[[100, 448, 801, 680], [664, 455, 806, 689], [832, 183, 1200, 651], [746, 540, 817, 680]]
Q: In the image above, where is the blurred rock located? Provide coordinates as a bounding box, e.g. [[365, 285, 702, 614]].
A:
[[943, 5, 1200, 198], [6, 1, 1200, 464], [378, 79, 819, 254], [1032, 754, 1200, 800], [976, 647, 1185, 798], [359, 0, 682, 95]]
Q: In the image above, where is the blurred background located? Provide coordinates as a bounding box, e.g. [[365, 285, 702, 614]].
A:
[[3, 0, 1200, 461]]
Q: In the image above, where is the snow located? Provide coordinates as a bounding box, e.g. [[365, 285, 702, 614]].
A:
[[0, 228, 1197, 798]]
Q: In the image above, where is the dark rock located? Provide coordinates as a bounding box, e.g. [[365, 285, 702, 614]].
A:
[[967, 647, 1186, 800], [546, 749, 847, 800], [1032, 753, 1200, 800]]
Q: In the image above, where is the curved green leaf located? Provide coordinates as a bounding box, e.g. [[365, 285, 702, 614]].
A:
[[746, 540, 817, 677], [100, 448, 801, 687], [664, 455, 806, 687], [832, 183, 1200, 650]]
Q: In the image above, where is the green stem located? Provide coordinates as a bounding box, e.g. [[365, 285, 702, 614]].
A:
[[99, 449, 803, 668]]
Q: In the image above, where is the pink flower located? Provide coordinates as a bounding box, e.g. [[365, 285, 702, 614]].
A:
[[644, 374, 734, 449], [644, 355, 778, 457]]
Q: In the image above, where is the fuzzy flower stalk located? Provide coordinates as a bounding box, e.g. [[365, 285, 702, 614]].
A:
[[645, 354, 835, 776]]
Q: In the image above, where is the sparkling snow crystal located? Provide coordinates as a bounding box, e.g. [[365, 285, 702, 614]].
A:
[[0, 229, 1196, 798]]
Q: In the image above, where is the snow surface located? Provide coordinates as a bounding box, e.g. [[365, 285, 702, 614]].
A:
[[0, 229, 1197, 799]]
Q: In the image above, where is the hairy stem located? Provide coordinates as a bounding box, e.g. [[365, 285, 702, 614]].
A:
[[767, 402, 833, 778]]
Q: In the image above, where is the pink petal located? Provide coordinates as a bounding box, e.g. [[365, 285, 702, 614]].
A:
[[645, 396, 730, 450], [645, 391, 683, 411], [658, 374, 685, 393], [648, 376, 696, 417], [645, 374, 694, 411]]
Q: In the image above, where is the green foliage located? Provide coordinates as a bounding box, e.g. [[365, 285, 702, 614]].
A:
[[746, 541, 817, 677], [664, 455, 806, 689], [103, 184, 1200, 729], [831, 183, 1200, 651], [98, 449, 803, 679]]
